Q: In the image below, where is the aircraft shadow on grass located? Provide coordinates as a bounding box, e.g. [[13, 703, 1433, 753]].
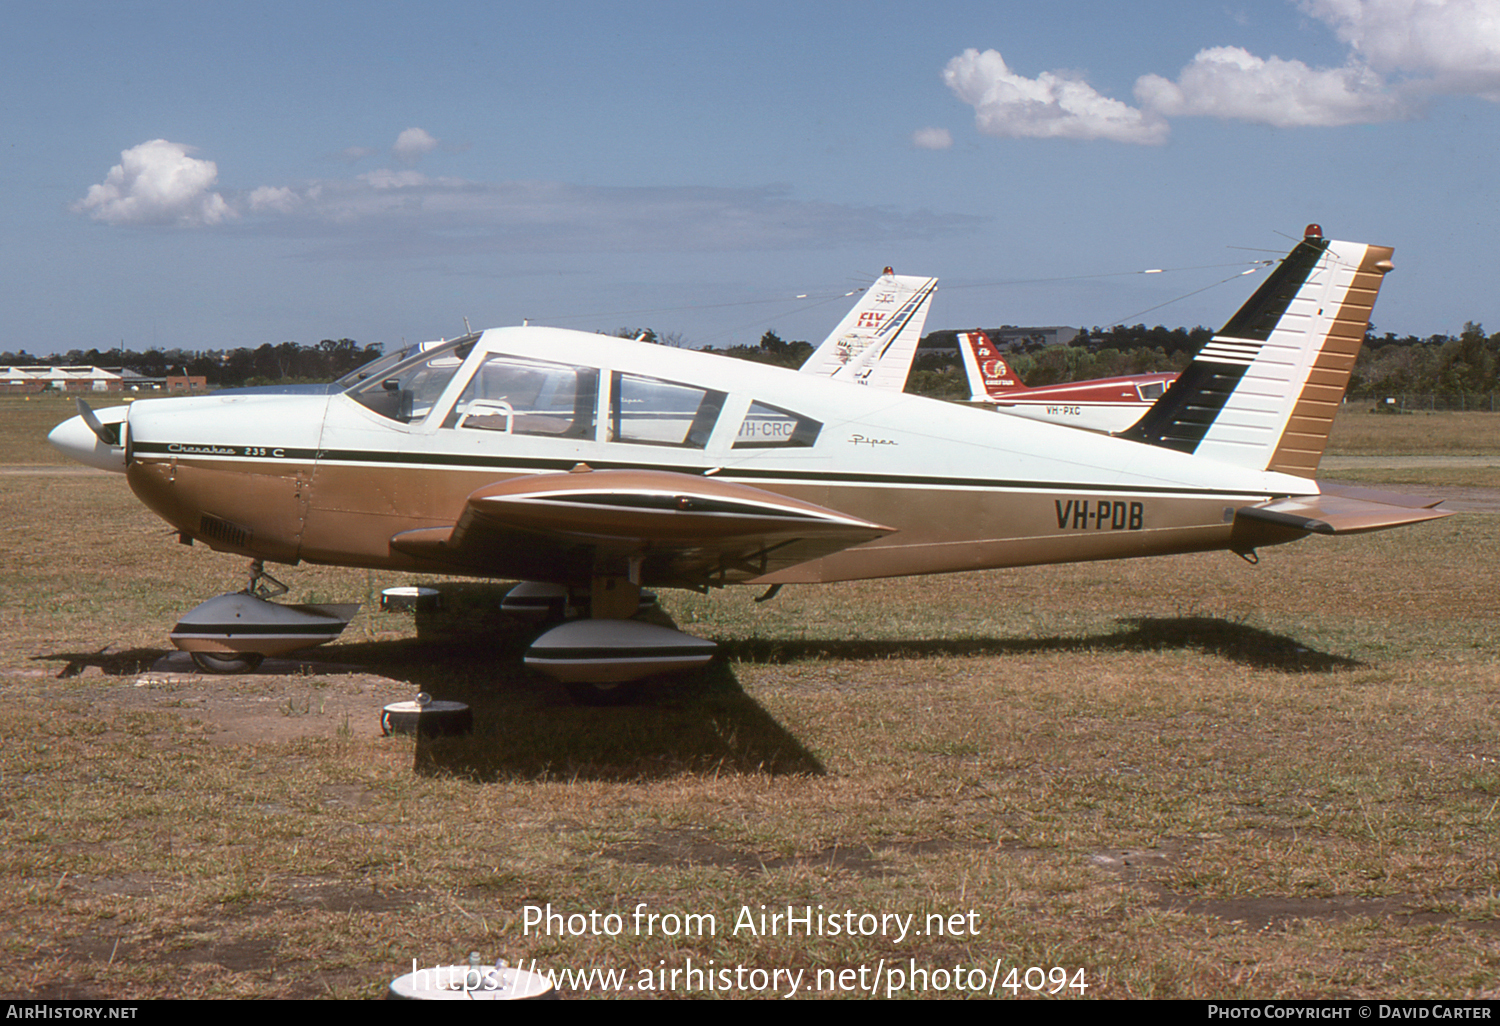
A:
[[34, 603, 1355, 783], [34, 633, 825, 782], [40, 647, 171, 678], [718, 617, 1362, 675], [328, 634, 829, 783], [33, 581, 829, 782]]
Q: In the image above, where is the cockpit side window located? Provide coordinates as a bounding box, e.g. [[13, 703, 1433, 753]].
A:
[[610, 373, 726, 448], [445, 356, 598, 439], [732, 401, 822, 449], [1136, 380, 1167, 402], [348, 336, 476, 424]]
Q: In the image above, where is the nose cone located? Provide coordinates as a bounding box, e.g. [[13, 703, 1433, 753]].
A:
[[49, 408, 129, 473]]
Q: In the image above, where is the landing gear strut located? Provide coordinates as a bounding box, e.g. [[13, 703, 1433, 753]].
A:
[[247, 559, 289, 599]]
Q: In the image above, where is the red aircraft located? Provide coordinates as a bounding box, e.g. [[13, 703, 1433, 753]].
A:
[[958, 328, 1177, 433]]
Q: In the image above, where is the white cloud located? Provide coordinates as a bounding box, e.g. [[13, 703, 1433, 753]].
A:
[[248, 185, 299, 214], [1301, 0, 1500, 100], [943, 48, 1168, 145], [73, 139, 234, 226], [359, 168, 436, 189], [392, 127, 439, 164], [236, 176, 978, 255], [946, 1, 1500, 145], [911, 127, 953, 150], [1135, 45, 1410, 126]]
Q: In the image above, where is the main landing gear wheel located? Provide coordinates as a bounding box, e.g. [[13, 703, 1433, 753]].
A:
[[190, 651, 265, 674]]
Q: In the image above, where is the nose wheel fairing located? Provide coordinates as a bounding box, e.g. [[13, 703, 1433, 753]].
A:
[[168, 592, 359, 662]]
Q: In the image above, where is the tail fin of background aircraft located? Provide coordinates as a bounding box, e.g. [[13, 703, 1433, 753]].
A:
[[1121, 225, 1393, 477], [800, 269, 938, 390], [956, 330, 1028, 401]]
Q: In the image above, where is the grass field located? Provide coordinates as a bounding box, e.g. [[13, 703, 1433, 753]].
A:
[[0, 399, 1496, 999]]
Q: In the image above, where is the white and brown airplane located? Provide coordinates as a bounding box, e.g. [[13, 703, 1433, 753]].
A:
[[49, 226, 1448, 695], [957, 328, 1178, 433]]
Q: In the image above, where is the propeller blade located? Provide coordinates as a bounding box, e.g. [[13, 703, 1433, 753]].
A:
[[75, 399, 119, 445]]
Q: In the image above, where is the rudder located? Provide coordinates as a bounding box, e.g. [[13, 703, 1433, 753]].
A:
[[957, 330, 1028, 401]]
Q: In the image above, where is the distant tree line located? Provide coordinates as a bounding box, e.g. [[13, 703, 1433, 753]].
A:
[[1348, 322, 1498, 398], [0, 339, 382, 389], [699, 330, 815, 368], [7, 321, 1499, 400]]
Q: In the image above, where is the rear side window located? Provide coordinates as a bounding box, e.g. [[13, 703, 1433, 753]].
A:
[[733, 401, 822, 449]]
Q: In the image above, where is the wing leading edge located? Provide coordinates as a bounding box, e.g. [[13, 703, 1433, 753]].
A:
[[389, 468, 894, 589]]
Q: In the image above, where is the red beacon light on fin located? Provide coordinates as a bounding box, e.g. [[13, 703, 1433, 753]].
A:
[[1304, 223, 1323, 239], [882, 266, 894, 276]]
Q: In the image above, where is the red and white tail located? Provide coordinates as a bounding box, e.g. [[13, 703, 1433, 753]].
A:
[[956, 330, 1028, 401]]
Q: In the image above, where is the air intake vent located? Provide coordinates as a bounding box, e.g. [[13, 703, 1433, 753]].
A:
[[199, 514, 251, 550]]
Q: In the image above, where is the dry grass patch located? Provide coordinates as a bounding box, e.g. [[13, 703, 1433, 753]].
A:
[[0, 395, 95, 464], [1322, 466, 1500, 490], [1327, 408, 1500, 456]]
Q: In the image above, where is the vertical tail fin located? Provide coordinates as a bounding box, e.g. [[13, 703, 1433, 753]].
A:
[[956, 330, 1028, 401], [1121, 226, 1393, 476], [800, 269, 938, 390]]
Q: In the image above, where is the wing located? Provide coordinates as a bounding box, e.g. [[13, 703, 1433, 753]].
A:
[[1232, 482, 1450, 549], [389, 468, 894, 589]]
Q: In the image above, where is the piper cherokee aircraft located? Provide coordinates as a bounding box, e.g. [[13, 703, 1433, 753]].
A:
[[49, 225, 1449, 695], [958, 328, 1178, 433]]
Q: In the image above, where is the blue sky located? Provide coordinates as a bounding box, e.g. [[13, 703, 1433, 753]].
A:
[[7, 0, 1500, 356]]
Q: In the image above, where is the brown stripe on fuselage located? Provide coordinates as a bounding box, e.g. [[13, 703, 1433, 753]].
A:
[[749, 483, 1252, 584], [303, 464, 1249, 580], [127, 457, 313, 563], [131, 455, 1283, 587], [299, 460, 500, 571]]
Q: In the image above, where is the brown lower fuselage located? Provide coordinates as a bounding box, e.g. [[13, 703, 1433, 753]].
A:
[[125, 445, 1295, 590]]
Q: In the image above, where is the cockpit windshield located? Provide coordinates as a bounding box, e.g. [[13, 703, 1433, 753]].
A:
[[347, 334, 478, 423], [334, 343, 426, 389]]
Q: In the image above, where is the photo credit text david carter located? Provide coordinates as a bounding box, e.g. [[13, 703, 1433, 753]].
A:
[[1209, 1007, 1491, 1020]]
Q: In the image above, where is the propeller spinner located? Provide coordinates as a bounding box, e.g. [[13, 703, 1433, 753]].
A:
[[48, 399, 129, 472]]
